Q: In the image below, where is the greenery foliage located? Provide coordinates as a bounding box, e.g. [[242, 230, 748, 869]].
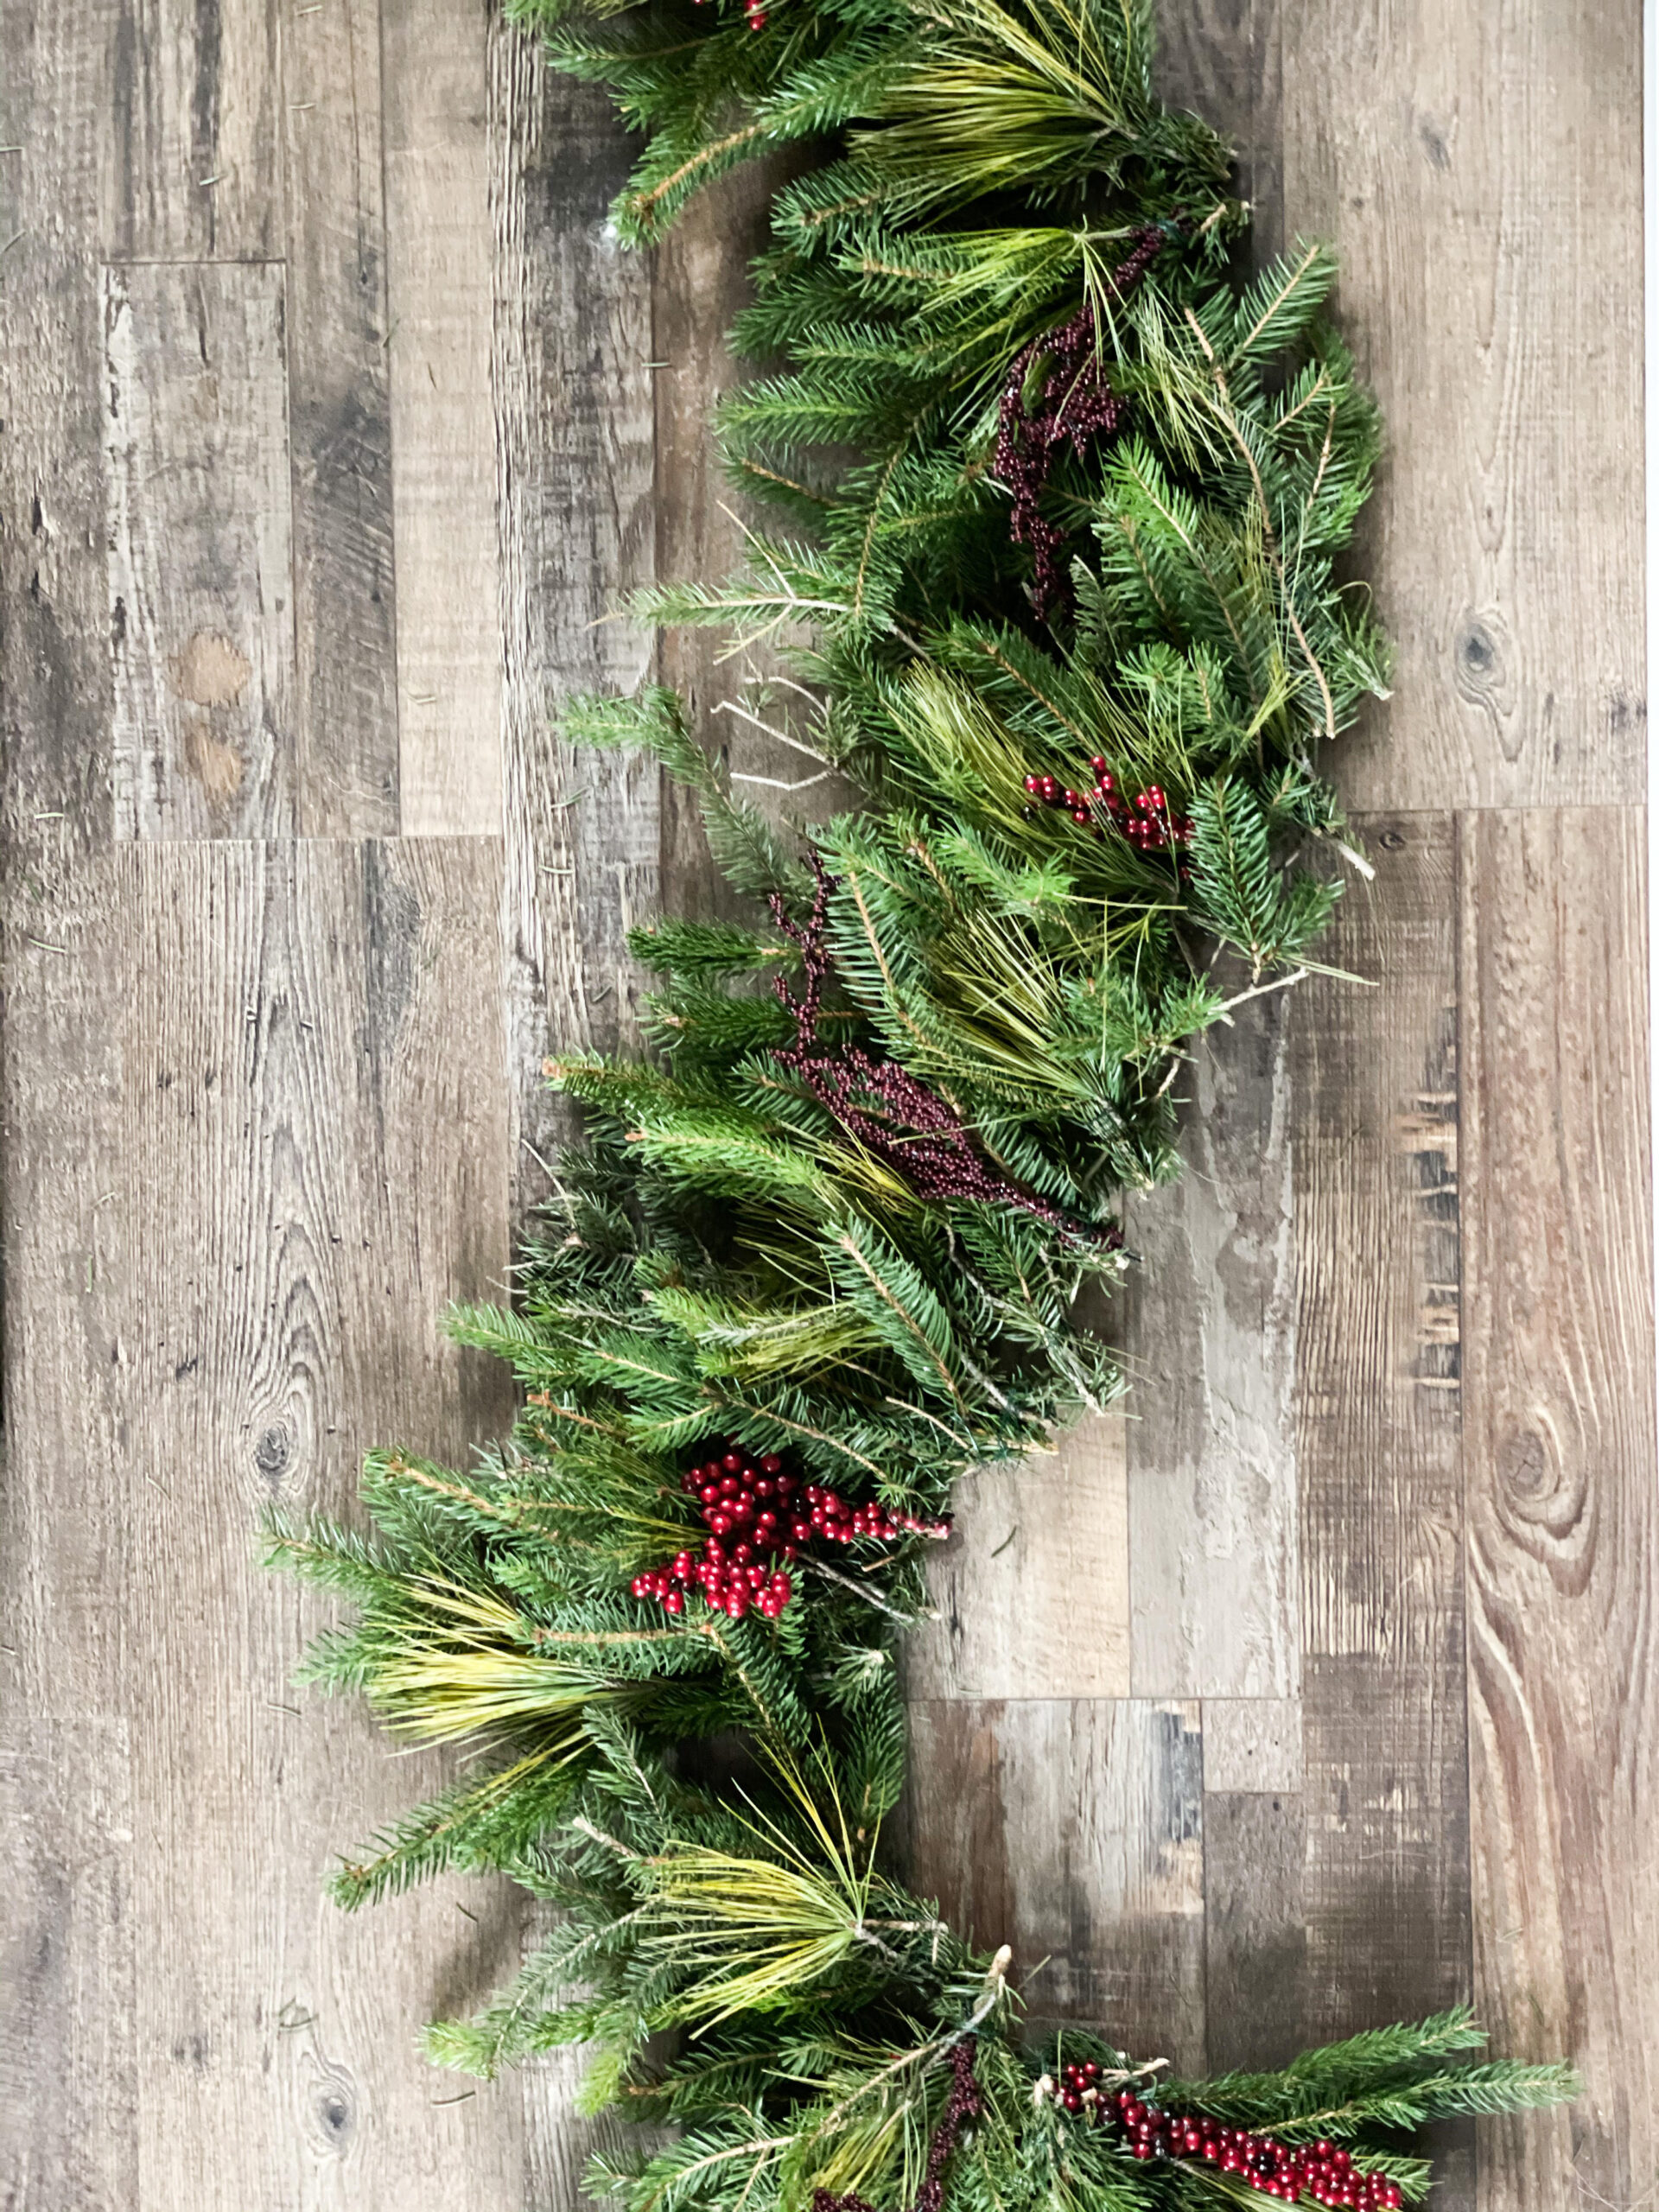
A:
[[272, 0, 1574, 2202]]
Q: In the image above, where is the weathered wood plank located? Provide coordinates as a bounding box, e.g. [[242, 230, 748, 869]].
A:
[[1291, 814, 1471, 2064], [651, 163, 788, 921], [103, 0, 281, 262], [1126, 9, 1299, 1710], [1122, 996, 1300, 1700], [488, 20, 657, 1219], [0, 1720, 137, 2210], [0, 0, 114, 853], [283, 0, 399, 837], [1459, 807, 1658, 2212], [902, 1700, 1205, 2069], [1281, 3, 1643, 809], [2, 838, 526, 2208], [1201, 1697, 1302, 1794], [1203, 1789, 1306, 2072], [384, 0, 502, 836], [907, 1421, 1130, 1700], [105, 261, 297, 838]]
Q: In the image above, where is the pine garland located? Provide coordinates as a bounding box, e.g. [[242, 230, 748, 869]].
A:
[[270, 0, 1575, 2202]]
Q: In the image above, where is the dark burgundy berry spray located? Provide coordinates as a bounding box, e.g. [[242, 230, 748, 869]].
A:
[[995, 223, 1173, 620], [768, 861, 1121, 1247]]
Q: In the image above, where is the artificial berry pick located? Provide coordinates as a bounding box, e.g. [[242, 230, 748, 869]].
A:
[[630, 1447, 949, 1624], [1022, 764, 1194, 855], [1036, 2067, 1405, 2209]]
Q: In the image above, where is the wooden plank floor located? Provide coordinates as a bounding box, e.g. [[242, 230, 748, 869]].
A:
[[1, 2, 1652, 2207]]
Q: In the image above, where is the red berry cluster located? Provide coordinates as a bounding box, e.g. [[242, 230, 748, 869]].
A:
[[630, 1449, 947, 1624], [1046, 2071, 1402, 2209], [1023, 761, 1194, 855], [745, 0, 768, 26]]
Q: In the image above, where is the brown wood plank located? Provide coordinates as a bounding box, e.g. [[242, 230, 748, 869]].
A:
[[1, 839, 528, 2207], [105, 261, 297, 838], [103, 0, 281, 262], [283, 0, 399, 837], [0, 0, 115, 852], [1281, 3, 1643, 809], [906, 1422, 1130, 1700], [488, 20, 657, 1218], [1459, 807, 1658, 2212], [1291, 814, 1472, 2067], [384, 0, 502, 836], [902, 1700, 1205, 2070]]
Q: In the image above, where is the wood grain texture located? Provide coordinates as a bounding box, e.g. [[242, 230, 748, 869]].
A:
[[104, 0, 281, 261], [1122, 997, 1300, 1700], [1, 840, 523, 2209], [1203, 1789, 1306, 2072], [0, 1721, 137, 2210], [283, 0, 399, 836], [0, 0, 115, 852], [1459, 808, 1658, 2212], [907, 1421, 1130, 1700], [651, 161, 796, 922], [105, 261, 297, 838], [1291, 816, 1471, 2062], [1281, 3, 1643, 810], [489, 21, 657, 1216], [1201, 1698, 1303, 1794], [901, 1701, 1205, 2068], [385, 0, 502, 836]]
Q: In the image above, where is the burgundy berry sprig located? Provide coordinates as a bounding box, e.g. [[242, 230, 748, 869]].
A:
[[813, 2037, 982, 2212], [1038, 2066, 1404, 2210], [995, 223, 1175, 620], [630, 1446, 948, 1623], [1023, 759, 1194, 856]]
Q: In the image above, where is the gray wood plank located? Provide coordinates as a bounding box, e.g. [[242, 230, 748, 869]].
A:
[[1201, 1698, 1303, 1794], [283, 0, 399, 837], [906, 1421, 1130, 1701], [486, 26, 661, 2193], [2, 838, 531, 2209], [103, 0, 282, 261], [384, 0, 502, 836], [1203, 1789, 1306, 2072], [1126, 10, 1299, 1707], [0, 1721, 137, 2211], [1459, 808, 1658, 2212], [1281, 3, 1643, 809], [1290, 815, 1471, 2061], [652, 163, 785, 920], [901, 1700, 1205, 2069], [1122, 996, 1300, 1700], [0, 0, 115, 853], [105, 261, 297, 838], [488, 18, 657, 1221]]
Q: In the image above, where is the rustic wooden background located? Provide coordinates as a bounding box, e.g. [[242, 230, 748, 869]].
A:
[[2, 1, 1653, 2206]]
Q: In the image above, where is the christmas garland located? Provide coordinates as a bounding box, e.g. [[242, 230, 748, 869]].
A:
[[270, 0, 1575, 2204]]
